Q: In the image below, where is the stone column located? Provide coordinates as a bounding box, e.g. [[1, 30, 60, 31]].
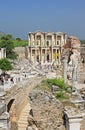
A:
[[30, 48, 32, 63], [55, 49, 59, 65], [64, 111, 83, 130], [49, 49, 51, 63], [69, 117, 82, 130], [31, 34, 33, 46], [61, 34, 64, 46], [40, 48, 42, 64], [1, 48, 3, 58], [51, 48, 53, 63], [45, 49, 47, 63], [72, 60, 78, 88], [58, 49, 61, 64], [63, 59, 67, 83], [52, 34, 54, 46], [41, 34, 44, 46], [64, 34, 67, 44], [45, 34, 47, 47], [34, 49, 37, 64], [28, 34, 31, 46], [4, 48, 6, 58], [55, 34, 56, 45]]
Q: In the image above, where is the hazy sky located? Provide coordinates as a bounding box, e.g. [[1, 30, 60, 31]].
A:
[[0, 0, 85, 39]]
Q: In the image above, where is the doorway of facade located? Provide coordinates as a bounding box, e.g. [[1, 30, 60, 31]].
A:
[[47, 54, 49, 62], [37, 55, 39, 62]]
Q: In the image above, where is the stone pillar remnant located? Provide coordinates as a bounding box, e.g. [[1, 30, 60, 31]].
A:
[[64, 59, 67, 83], [64, 109, 83, 130], [72, 59, 78, 88]]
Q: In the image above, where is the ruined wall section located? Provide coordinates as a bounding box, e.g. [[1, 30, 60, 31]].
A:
[[80, 115, 85, 130], [14, 46, 28, 59]]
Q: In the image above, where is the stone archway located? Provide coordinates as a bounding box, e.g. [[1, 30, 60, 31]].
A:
[[7, 99, 18, 130], [7, 99, 15, 113]]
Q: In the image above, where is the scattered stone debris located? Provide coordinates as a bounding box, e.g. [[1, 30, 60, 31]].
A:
[[28, 89, 65, 130]]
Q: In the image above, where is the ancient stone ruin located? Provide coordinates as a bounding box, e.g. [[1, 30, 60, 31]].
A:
[[28, 89, 65, 130]]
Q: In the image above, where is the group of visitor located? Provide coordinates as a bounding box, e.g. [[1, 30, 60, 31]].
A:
[[0, 72, 14, 85]]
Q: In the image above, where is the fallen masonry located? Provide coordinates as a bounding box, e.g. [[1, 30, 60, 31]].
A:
[[27, 89, 65, 130]]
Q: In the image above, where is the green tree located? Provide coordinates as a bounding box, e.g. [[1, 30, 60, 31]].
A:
[[0, 58, 13, 71], [0, 32, 5, 39], [1, 36, 7, 40], [0, 34, 17, 59], [1, 34, 13, 40], [16, 37, 21, 41], [6, 34, 13, 40], [80, 40, 85, 44]]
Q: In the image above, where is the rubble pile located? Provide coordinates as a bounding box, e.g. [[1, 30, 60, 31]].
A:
[[28, 89, 65, 130]]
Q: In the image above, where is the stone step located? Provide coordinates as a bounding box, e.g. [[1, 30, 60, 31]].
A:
[[18, 113, 29, 118], [18, 118, 28, 122], [18, 126, 27, 130], [18, 119, 28, 123], [18, 121, 28, 130], [18, 103, 30, 130], [19, 113, 29, 117], [18, 118, 28, 124], [19, 113, 28, 116], [18, 128, 26, 130], [18, 122, 28, 127], [20, 110, 29, 113]]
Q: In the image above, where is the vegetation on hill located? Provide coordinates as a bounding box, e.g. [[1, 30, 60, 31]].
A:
[[0, 34, 17, 59], [80, 40, 85, 44], [13, 39, 28, 47], [0, 33, 28, 70], [0, 34, 28, 60], [37, 78, 72, 100], [0, 34, 28, 47]]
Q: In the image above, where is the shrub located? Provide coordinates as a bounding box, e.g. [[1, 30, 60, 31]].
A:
[[56, 91, 63, 98], [0, 58, 13, 71], [46, 78, 68, 90], [55, 91, 69, 100]]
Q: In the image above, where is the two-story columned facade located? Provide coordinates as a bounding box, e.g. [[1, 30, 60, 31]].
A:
[[28, 31, 67, 65]]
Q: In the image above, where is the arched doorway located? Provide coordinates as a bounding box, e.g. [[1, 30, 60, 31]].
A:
[[37, 55, 39, 62], [7, 99, 15, 113], [7, 99, 18, 130], [47, 54, 49, 62]]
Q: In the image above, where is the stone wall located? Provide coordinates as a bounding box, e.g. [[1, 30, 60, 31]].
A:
[[14, 46, 28, 59], [80, 115, 85, 130]]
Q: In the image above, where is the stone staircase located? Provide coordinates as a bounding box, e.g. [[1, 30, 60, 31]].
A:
[[18, 103, 31, 130]]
